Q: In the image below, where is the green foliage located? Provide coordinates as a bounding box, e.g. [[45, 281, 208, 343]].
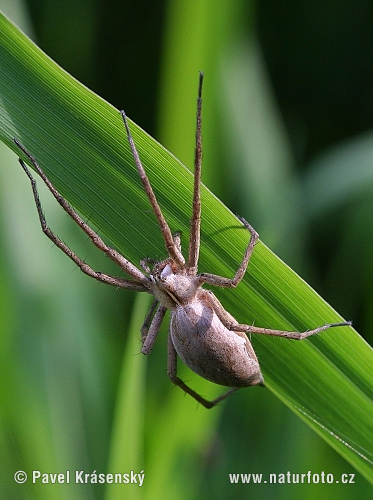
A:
[[1, 5, 372, 500]]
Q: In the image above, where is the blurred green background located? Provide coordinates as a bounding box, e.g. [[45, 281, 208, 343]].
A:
[[1, 0, 372, 499]]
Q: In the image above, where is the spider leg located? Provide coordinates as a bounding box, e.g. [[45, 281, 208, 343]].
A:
[[140, 232, 180, 274], [239, 321, 352, 339], [140, 299, 159, 342], [204, 289, 352, 340], [167, 331, 239, 409], [14, 140, 149, 290], [187, 71, 203, 275], [197, 217, 259, 288], [121, 111, 185, 267], [141, 302, 167, 354]]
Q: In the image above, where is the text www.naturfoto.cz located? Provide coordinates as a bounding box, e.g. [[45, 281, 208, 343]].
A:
[[229, 471, 355, 485]]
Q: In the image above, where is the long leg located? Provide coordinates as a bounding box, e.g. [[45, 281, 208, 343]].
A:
[[167, 331, 239, 409], [203, 290, 352, 339], [140, 231, 180, 352], [141, 303, 167, 354], [187, 71, 203, 275], [120, 111, 185, 267], [140, 299, 159, 342], [198, 217, 259, 288], [14, 140, 149, 290], [242, 321, 352, 339]]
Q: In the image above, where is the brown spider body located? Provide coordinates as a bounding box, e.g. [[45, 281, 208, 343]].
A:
[[170, 294, 263, 387], [148, 260, 263, 388], [13, 72, 351, 408]]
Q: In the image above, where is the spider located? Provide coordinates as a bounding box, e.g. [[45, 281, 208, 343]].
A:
[[13, 72, 351, 408]]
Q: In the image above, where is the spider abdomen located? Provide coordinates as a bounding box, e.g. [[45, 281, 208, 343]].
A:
[[170, 300, 263, 388]]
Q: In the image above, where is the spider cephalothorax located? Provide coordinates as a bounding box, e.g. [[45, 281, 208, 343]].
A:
[[13, 73, 351, 408], [152, 262, 200, 306]]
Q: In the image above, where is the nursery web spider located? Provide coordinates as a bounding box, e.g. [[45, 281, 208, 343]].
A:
[[13, 73, 351, 408]]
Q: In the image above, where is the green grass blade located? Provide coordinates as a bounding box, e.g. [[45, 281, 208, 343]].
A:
[[305, 132, 373, 216], [105, 293, 148, 500], [1, 12, 372, 484]]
